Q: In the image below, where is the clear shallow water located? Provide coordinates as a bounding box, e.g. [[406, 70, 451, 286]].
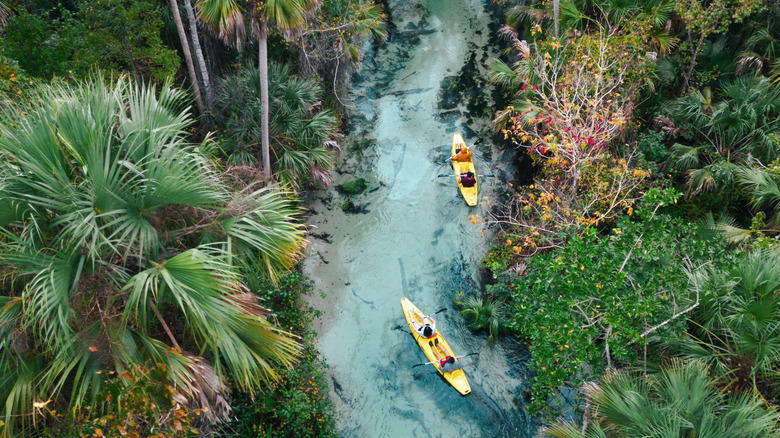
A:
[[302, 1, 535, 436]]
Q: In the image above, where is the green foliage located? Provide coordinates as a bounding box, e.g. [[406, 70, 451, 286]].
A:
[[73, 0, 179, 84], [636, 130, 670, 165], [244, 268, 316, 334], [506, 190, 735, 417], [306, 0, 388, 66], [454, 294, 509, 347], [662, 75, 780, 196], [218, 268, 337, 438], [4, 9, 77, 78], [674, 0, 767, 38], [664, 249, 780, 400], [43, 363, 201, 438], [0, 53, 45, 101], [213, 62, 339, 190], [4, 0, 178, 84], [547, 360, 780, 438], [222, 354, 337, 438], [482, 241, 513, 275], [0, 76, 304, 436]]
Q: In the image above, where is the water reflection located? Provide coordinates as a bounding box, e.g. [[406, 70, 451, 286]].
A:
[[303, 0, 535, 436]]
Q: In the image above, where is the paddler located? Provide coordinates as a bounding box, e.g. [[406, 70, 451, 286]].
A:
[[429, 338, 462, 373], [411, 310, 437, 338], [450, 144, 472, 162]]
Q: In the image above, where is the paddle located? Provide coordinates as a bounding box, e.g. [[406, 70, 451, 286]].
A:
[[412, 352, 479, 368], [438, 174, 495, 178], [434, 307, 447, 314]]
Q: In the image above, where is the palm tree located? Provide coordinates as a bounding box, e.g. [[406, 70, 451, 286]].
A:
[[737, 166, 780, 227], [457, 295, 507, 347], [0, 75, 305, 436], [546, 361, 780, 438], [666, 249, 780, 399], [214, 62, 338, 190], [197, 0, 318, 179], [661, 75, 780, 195]]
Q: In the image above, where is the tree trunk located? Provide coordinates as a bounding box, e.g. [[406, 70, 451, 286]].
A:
[[121, 37, 141, 84], [553, 0, 560, 39], [259, 24, 272, 179], [183, 0, 212, 108], [680, 32, 704, 96], [168, 0, 205, 114]]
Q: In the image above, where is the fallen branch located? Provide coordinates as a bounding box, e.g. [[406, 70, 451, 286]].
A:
[[640, 261, 706, 338]]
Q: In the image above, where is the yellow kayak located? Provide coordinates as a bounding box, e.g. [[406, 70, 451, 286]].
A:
[[401, 297, 471, 395], [451, 132, 478, 206]]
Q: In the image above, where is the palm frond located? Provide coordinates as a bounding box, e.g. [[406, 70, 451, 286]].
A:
[[488, 58, 522, 93], [217, 187, 306, 281], [737, 167, 780, 224], [700, 212, 752, 244], [195, 0, 246, 49], [669, 143, 701, 171], [0, 355, 45, 438], [125, 246, 300, 389], [559, 0, 588, 33]]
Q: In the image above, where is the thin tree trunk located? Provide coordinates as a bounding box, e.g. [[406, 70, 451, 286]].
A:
[[183, 0, 212, 108], [553, 0, 560, 39], [150, 300, 181, 351], [681, 32, 704, 95], [121, 37, 141, 84], [259, 24, 272, 179], [168, 0, 205, 114]]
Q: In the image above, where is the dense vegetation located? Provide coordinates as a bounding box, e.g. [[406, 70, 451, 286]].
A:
[[3, 0, 780, 436], [0, 0, 385, 436], [468, 0, 780, 435]]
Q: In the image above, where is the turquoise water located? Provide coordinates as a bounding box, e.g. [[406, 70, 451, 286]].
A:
[[303, 1, 535, 436]]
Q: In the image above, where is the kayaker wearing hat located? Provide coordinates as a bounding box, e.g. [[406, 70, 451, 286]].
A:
[[450, 144, 472, 162]]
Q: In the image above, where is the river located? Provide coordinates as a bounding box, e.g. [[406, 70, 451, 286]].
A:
[[302, 1, 535, 436]]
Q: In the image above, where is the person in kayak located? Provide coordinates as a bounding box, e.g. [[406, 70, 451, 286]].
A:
[[459, 171, 476, 188], [411, 311, 437, 338], [429, 338, 462, 373], [451, 145, 472, 162]]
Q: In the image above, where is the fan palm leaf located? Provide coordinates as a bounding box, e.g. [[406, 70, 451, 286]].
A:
[[545, 420, 608, 438], [558, 0, 588, 32], [668, 143, 702, 171], [737, 167, 780, 225], [124, 246, 300, 386], [637, 0, 674, 28], [0, 355, 45, 438], [582, 361, 779, 437], [200, 186, 305, 280], [459, 295, 506, 346], [701, 212, 752, 244], [488, 58, 523, 93], [0, 75, 304, 434], [671, 250, 780, 397], [662, 76, 780, 195], [215, 62, 338, 187]]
